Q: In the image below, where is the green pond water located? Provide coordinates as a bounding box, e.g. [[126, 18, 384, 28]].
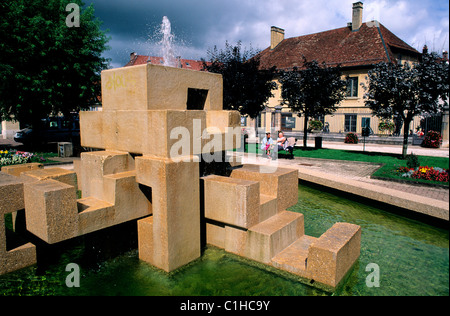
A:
[[1, 184, 448, 296]]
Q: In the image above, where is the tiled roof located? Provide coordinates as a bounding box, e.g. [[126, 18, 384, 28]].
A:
[[257, 22, 420, 71], [125, 55, 210, 71]]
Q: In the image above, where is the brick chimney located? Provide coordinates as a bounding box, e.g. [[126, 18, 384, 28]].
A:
[[422, 45, 428, 54], [271, 26, 285, 50], [442, 51, 448, 60], [352, 2, 364, 31]]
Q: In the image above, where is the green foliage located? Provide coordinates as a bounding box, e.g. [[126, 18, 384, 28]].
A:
[[406, 153, 420, 169], [0, 0, 110, 126], [362, 53, 449, 157], [203, 41, 277, 119], [279, 58, 347, 147], [378, 120, 395, 133], [309, 120, 323, 131]]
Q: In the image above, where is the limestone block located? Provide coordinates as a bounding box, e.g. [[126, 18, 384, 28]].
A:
[[79, 151, 134, 200], [246, 211, 304, 264], [224, 225, 248, 257], [271, 235, 317, 276], [206, 222, 225, 249], [307, 222, 361, 288], [0, 173, 37, 275], [137, 216, 154, 264], [231, 164, 298, 212], [101, 64, 149, 111], [24, 179, 78, 244], [77, 197, 115, 236], [101, 64, 223, 111], [103, 171, 152, 223], [135, 155, 200, 272], [79, 111, 104, 149], [203, 175, 260, 229], [20, 168, 77, 190], [1, 163, 43, 178], [0, 172, 25, 214]]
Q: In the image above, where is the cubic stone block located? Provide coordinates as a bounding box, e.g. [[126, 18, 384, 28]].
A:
[[135, 155, 200, 272], [1, 163, 43, 177], [231, 164, 298, 212], [203, 175, 260, 229], [246, 211, 304, 264], [20, 168, 77, 190], [307, 222, 362, 288], [0, 172, 37, 275], [77, 197, 115, 236], [137, 216, 154, 264], [101, 64, 223, 111], [24, 179, 78, 244], [0, 172, 25, 214], [102, 171, 152, 223], [79, 151, 134, 200]]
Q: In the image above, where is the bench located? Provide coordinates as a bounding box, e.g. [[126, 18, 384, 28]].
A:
[[277, 137, 296, 159]]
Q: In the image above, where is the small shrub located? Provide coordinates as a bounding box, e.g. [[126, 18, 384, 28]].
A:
[[378, 120, 395, 134], [406, 153, 420, 169], [309, 120, 323, 131], [422, 130, 442, 148], [344, 132, 358, 144]]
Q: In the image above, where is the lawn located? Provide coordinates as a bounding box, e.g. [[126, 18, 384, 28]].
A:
[[244, 143, 449, 186]]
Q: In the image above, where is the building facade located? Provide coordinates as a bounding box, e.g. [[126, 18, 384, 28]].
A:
[[245, 2, 431, 138]]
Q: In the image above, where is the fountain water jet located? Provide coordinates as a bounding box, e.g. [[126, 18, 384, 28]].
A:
[[160, 16, 177, 67]]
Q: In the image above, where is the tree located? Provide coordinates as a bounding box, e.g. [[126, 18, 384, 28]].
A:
[[363, 53, 449, 158], [203, 41, 278, 119], [0, 0, 110, 128], [279, 59, 348, 148]]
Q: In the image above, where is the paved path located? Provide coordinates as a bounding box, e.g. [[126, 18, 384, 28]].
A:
[[237, 151, 449, 220]]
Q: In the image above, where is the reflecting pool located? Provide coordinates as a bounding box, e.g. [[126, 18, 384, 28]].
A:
[[1, 184, 448, 296]]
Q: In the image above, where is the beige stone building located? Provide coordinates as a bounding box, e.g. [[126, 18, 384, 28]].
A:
[[245, 2, 440, 139]]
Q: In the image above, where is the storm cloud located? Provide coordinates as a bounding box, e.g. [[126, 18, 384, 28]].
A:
[[85, 0, 449, 68]]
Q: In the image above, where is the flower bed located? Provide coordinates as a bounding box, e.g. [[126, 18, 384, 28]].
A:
[[396, 166, 449, 183], [0, 150, 47, 167]]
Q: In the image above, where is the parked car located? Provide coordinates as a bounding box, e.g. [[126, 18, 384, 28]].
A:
[[14, 116, 80, 146]]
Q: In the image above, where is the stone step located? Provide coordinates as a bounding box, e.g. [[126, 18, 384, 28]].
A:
[[271, 235, 317, 275], [259, 194, 277, 222], [77, 197, 115, 235], [246, 211, 304, 264]]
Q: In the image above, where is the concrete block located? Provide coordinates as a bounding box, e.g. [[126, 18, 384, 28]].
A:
[[77, 197, 115, 236], [136, 155, 200, 272], [24, 179, 78, 244], [20, 168, 77, 190], [307, 222, 361, 288], [79, 151, 134, 200], [231, 164, 298, 212], [0, 172, 25, 214], [79, 111, 104, 149], [138, 216, 154, 264], [0, 172, 37, 275], [246, 211, 304, 264], [203, 175, 260, 229], [1, 163, 43, 178], [101, 64, 223, 111], [206, 222, 225, 249], [103, 171, 152, 223]]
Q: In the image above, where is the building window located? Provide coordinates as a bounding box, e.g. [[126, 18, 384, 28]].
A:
[[345, 114, 357, 132], [346, 77, 358, 98]]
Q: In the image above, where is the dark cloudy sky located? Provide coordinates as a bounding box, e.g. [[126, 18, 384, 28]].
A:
[[84, 0, 449, 69]]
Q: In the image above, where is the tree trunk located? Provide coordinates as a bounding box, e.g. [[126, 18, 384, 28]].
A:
[[303, 114, 309, 148], [402, 118, 412, 158]]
